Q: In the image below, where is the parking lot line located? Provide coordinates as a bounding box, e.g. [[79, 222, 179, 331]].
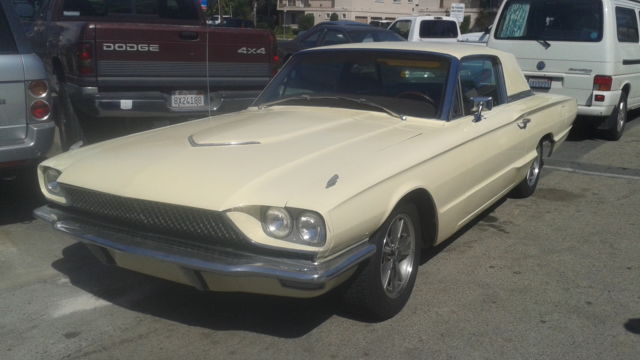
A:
[[546, 165, 640, 181]]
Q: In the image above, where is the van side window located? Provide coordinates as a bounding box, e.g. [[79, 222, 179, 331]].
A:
[[389, 20, 411, 39], [616, 7, 639, 43], [458, 57, 503, 116]]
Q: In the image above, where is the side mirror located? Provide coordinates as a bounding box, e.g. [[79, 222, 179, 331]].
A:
[[471, 96, 493, 122], [483, 24, 492, 35], [15, 3, 35, 19]]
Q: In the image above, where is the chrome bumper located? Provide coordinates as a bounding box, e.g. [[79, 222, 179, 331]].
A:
[[34, 205, 375, 292]]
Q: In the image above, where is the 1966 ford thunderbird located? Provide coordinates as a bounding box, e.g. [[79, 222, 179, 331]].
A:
[[35, 43, 576, 320]]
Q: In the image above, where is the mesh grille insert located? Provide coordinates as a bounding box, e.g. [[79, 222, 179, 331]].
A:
[[60, 185, 245, 245]]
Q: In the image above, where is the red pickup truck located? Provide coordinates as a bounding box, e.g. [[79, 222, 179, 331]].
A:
[[28, 0, 278, 148]]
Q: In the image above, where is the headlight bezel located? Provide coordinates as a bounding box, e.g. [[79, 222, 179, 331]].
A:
[[261, 206, 326, 247], [43, 167, 62, 196]]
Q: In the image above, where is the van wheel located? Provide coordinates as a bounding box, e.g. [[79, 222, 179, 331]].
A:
[[604, 92, 627, 141], [341, 202, 421, 321]]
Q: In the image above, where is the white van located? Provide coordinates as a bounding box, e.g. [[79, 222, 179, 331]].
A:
[[488, 0, 640, 140], [388, 16, 461, 43]]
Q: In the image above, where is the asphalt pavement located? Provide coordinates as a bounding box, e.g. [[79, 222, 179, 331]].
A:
[[1, 117, 639, 360]]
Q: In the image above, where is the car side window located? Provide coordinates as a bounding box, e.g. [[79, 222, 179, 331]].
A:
[[300, 29, 322, 48], [450, 81, 464, 120], [458, 57, 503, 116], [321, 30, 349, 46], [389, 20, 411, 39], [616, 7, 639, 43]]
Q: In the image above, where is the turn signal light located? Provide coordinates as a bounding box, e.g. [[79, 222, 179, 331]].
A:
[[31, 100, 51, 120], [593, 75, 612, 91], [28, 80, 48, 97]]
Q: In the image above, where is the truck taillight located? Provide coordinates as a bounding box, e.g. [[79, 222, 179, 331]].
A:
[[269, 33, 279, 76], [31, 100, 51, 120], [593, 75, 612, 91], [77, 42, 94, 76]]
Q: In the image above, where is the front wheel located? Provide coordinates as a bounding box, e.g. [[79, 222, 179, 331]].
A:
[[510, 141, 544, 199], [342, 202, 422, 321]]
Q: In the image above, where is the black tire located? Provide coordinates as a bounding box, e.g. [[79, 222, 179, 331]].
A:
[[603, 92, 627, 141], [510, 141, 544, 199], [55, 79, 85, 151], [342, 202, 422, 321]]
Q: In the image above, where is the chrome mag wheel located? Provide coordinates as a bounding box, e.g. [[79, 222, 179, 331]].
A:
[[380, 214, 416, 298]]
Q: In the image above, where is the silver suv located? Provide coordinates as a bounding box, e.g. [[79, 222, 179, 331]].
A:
[[0, 0, 54, 175]]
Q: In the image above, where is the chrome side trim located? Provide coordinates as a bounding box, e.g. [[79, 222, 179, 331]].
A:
[[34, 205, 375, 285], [188, 135, 261, 147]]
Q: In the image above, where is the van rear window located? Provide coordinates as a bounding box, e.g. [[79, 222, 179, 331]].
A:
[[495, 0, 603, 42], [61, 0, 198, 20], [419, 20, 458, 39]]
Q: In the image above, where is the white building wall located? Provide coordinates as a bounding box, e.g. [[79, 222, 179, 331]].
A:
[[278, 0, 484, 27]]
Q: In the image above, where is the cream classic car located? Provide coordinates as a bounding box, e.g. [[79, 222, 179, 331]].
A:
[[35, 43, 576, 320]]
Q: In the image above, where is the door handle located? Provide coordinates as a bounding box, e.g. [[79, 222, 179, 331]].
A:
[[517, 118, 531, 129], [179, 31, 199, 40]]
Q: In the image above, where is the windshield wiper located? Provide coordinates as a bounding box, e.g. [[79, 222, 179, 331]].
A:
[[258, 95, 407, 121], [536, 38, 551, 49]]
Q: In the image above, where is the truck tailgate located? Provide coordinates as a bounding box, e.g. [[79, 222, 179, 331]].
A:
[[95, 22, 207, 87]]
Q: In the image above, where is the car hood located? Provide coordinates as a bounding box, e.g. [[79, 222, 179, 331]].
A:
[[47, 106, 430, 212]]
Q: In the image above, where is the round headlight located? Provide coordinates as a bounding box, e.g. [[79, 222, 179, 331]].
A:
[[263, 207, 292, 238], [43, 167, 62, 195], [297, 212, 324, 245]]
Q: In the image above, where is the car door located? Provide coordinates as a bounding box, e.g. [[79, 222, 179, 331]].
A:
[[442, 56, 531, 228], [0, 1, 27, 143]]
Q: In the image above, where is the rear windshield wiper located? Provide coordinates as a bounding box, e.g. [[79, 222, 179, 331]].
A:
[[536, 38, 551, 49], [258, 95, 407, 121]]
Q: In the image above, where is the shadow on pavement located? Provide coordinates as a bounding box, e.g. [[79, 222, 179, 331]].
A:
[[0, 165, 45, 226], [52, 243, 338, 338], [50, 197, 513, 331], [624, 318, 640, 335]]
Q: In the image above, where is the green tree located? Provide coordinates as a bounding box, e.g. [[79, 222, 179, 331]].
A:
[[298, 13, 315, 30], [460, 15, 471, 33], [330, 13, 339, 21]]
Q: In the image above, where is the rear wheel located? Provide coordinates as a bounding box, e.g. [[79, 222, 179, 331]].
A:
[[510, 141, 543, 199], [603, 92, 627, 141], [342, 202, 422, 321]]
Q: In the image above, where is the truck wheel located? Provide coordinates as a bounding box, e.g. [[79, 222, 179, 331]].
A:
[[604, 92, 627, 141], [510, 141, 543, 199], [342, 202, 421, 321], [56, 80, 85, 151]]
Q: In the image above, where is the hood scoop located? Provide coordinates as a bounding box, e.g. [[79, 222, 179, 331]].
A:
[[188, 135, 261, 147]]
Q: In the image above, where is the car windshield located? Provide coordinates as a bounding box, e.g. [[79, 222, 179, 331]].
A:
[[348, 30, 405, 42], [419, 20, 458, 38], [495, 0, 603, 42], [254, 50, 451, 119]]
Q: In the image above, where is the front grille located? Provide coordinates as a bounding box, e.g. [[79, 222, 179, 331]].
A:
[[60, 185, 245, 247]]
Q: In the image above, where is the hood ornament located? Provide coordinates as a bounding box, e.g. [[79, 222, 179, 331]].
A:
[[326, 174, 339, 189]]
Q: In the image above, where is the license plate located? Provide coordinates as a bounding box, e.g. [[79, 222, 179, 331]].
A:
[[171, 92, 204, 108], [528, 77, 552, 89]]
